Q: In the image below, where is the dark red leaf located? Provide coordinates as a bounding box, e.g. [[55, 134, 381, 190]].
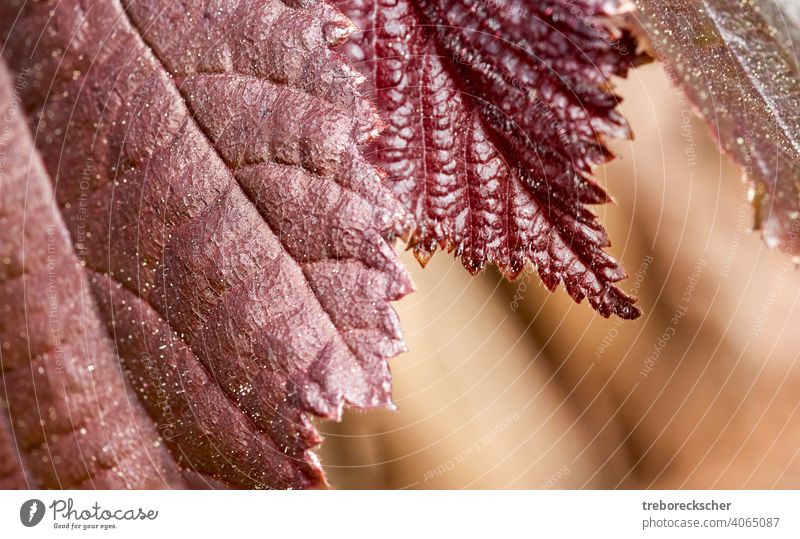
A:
[[0, 0, 411, 489], [335, 0, 644, 318], [635, 0, 800, 256]]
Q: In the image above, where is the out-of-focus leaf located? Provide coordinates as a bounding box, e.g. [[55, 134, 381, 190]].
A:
[[636, 0, 800, 255]]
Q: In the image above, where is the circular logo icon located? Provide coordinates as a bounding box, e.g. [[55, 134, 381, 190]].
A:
[[20, 499, 45, 527]]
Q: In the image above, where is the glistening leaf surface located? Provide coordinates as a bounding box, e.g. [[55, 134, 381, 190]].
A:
[[0, 0, 411, 489], [636, 0, 800, 255], [336, 0, 644, 318]]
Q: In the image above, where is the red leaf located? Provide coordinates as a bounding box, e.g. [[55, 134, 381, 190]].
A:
[[635, 0, 800, 256], [336, 0, 644, 318], [0, 0, 411, 489]]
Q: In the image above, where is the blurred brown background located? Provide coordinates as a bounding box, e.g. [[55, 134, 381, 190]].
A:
[[319, 63, 800, 489]]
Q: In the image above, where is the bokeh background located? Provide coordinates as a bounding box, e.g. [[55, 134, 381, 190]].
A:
[[319, 62, 800, 489]]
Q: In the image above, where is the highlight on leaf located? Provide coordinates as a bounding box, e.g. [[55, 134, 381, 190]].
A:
[[336, 0, 646, 319]]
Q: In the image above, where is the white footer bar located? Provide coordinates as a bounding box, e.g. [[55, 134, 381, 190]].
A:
[[1, 490, 797, 537]]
